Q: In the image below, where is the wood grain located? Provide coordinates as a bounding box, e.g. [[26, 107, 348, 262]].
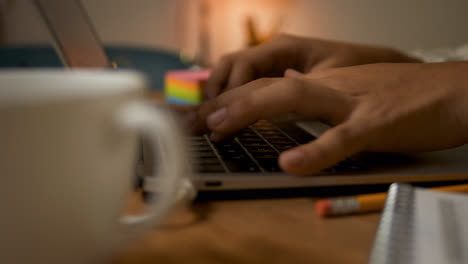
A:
[[116, 193, 381, 264]]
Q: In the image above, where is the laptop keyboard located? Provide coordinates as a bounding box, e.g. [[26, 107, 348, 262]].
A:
[[191, 120, 364, 174]]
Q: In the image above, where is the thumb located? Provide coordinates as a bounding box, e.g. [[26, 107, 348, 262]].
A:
[[284, 68, 304, 78], [279, 121, 367, 175]]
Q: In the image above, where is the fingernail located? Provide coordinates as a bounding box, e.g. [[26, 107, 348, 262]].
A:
[[284, 68, 303, 78], [207, 107, 227, 129], [281, 150, 305, 168]]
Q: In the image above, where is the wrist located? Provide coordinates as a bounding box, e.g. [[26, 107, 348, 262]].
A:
[[423, 62, 468, 143], [354, 44, 423, 64]]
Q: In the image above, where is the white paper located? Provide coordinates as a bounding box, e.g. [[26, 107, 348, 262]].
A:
[[412, 188, 468, 264]]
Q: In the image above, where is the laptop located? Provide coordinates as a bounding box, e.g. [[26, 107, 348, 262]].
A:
[[33, 0, 468, 194]]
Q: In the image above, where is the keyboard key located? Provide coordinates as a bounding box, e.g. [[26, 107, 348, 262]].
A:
[[190, 141, 209, 146], [248, 148, 276, 154], [242, 142, 270, 148], [263, 134, 288, 140], [238, 136, 264, 142], [212, 140, 261, 172], [256, 158, 281, 172], [216, 148, 245, 158], [254, 154, 278, 159], [224, 159, 260, 172], [198, 152, 217, 158], [198, 158, 221, 165], [273, 144, 296, 151], [258, 130, 282, 135], [268, 139, 295, 145], [238, 131, 257, 137], [192, 145, 212, 151]]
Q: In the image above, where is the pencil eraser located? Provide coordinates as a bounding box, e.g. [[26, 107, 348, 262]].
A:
[[315, 199, 332, 217], [164, 69, 211, 105]]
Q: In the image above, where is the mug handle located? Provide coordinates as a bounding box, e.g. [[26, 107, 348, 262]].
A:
[[115, 100, 191, 239]]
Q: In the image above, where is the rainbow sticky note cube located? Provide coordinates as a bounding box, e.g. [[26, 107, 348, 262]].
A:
[[165, 69, 211, 105]]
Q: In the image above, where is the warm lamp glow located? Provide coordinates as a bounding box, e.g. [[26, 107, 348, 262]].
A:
[[208, 0, 294, 63]]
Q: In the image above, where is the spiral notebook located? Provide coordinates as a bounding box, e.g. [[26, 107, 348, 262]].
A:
[[369, 183, 468, 264]]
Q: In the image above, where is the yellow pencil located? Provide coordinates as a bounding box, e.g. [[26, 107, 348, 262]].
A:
[[315, 183, 468, 217]]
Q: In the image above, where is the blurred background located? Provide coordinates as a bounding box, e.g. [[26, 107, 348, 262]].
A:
[[1, 0, 468, 85]]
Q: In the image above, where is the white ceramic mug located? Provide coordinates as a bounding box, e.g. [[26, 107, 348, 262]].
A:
[[0, 70, 190, 263]]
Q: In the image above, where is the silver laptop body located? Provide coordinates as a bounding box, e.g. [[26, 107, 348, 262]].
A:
[[34, 0, 468, 192]]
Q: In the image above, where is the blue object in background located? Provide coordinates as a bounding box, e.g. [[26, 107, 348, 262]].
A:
[[166, 96, 197, 105], [0, 45, 62, 68], [0, 45, 190, 91]]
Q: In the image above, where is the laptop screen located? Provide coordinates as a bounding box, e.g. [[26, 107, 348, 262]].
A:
[[33, 0, 110, 68]]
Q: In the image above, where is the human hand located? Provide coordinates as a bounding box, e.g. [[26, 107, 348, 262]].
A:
[[190, 62, 468, 175], [205, 34, 420, 98]]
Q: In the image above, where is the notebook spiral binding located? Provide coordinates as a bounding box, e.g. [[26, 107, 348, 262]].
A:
[[369, 183, 415, 264]]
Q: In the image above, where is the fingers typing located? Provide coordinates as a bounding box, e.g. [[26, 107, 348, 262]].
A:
[[279, 122, 366, 175]]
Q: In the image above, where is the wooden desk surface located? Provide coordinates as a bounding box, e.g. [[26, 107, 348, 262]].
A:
[[116, 195, 381, 264], [115, 93, 381, 264]]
